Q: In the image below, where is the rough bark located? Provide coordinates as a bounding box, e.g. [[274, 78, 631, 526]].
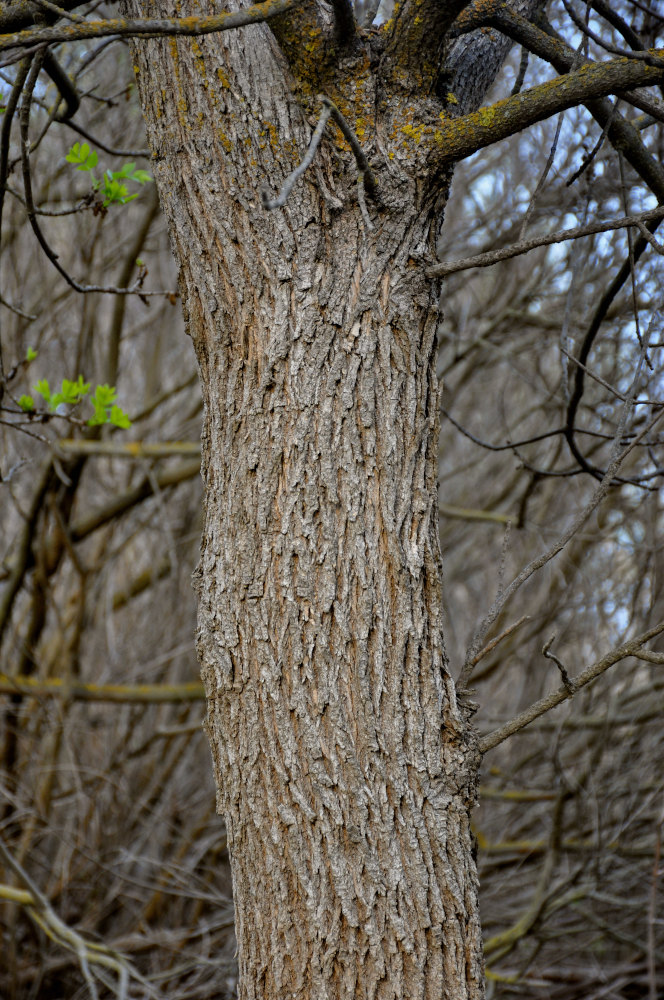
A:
[[124, 2, 483, 997]]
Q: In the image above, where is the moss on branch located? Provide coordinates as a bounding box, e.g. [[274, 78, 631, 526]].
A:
[[432, 49, 664, 165]]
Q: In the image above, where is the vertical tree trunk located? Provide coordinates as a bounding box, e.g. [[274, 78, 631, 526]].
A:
[[125, 5, 484, 996]]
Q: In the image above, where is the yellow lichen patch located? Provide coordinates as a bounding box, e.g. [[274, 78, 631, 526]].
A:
[[217, 127, 233, 155], [166, 37, 189, 126], [190, 40, 207, 83]]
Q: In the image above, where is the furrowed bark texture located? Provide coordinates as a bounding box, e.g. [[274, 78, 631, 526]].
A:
[[124, 2, 483, 997]]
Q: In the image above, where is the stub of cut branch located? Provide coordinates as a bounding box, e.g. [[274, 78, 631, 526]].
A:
[[261, 94, 377, 223]]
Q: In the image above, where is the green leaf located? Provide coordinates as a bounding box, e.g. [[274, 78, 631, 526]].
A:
[[91, 384, 117, 407], [66, 142, 98, 171], [114, 162, 136, 178], [65, 141, 83, 163], [87, 404, 107, 426], [131, 169, 152, 185], [33, 379, 52, 405], [87, 385, 130, 427], [109, 405, 131, 429], [19, 395, 34, 411], [50, 376, 91, 410], [25, 346, 37, 362], [102, 177, 132, 206], [60, 376, 91, 403]]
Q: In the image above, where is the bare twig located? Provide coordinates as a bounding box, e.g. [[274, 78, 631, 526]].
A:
[[510, 46, 529, 95], [561, 0, 664, 66], [635, 219, 664, 255], [31, 0, 89, 23], [18, 71, 174, 296], [261, 102, 332, 210], [470, 615, 531, 668], [542, 635, 574, 694], [519, 111, 564, 239], [461, 396, 664, 689], [0, 835, 154, 999], [484, 793, 569, 961], [479, 620, 664, 754], [320, 96, 377, 196], [428, 206, 664, 278], [262, 94, 376, 218], [566, 98, 617, 186], [63, 118, 150, 158]]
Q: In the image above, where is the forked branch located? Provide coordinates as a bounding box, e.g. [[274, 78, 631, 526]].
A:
[[262, 95, 376, 221]]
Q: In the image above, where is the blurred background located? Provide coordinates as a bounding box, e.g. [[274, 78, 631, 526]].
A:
[[1, 2, 663, 997]]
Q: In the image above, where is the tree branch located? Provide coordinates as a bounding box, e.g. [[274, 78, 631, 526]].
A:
[[465, 5, 664, 200], [435, 49, 664, 165], [479, 620, 664, 754], [0, 674, 204, 702], [0, 0, 303, 53], [329, 0, 355, 46], [428, 206, 664, 278], [459, 403, 664, 695], [0, 0, 85, 33], [382, 0, 472, 92]]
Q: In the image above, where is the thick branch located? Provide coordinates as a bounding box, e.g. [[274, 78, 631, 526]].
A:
[[435, 49, 664, 165], [0, 0, 302, 53], [0, 0, 85, 33], [0, 674, 204, 702], [466, 5, 664, 199], [382, 0, 472, 91]]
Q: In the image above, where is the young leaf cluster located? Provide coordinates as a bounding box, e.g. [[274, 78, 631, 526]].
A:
[[66, 142, 152, 207], [19, 362, 131, 428]]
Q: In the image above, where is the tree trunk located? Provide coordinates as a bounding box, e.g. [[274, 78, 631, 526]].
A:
[[125, 4, 484, 996]]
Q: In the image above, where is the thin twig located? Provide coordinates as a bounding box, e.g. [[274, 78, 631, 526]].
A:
[[0, 834, 155, 999], [31, 0, 89, 23], [320, 96, 377, 196], [635, 219, 664, 255], [469, 614, 531, 668], [428, 206, 664, 278], [63, 118, 150, 158], [511, 46, 529, 95], [542, 635, 574, 693], [261, 103, 332, 210], [479, 619, 664, 753], [566, 99, 617, 187], [18, 68, 175, 297], [461, 398, 664, 690], [519, 111, 564, 239], [262, 95, 376, 220]]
